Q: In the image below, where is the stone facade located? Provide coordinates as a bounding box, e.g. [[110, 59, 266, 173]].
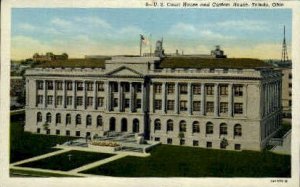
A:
[[24, 56, 282, 151]]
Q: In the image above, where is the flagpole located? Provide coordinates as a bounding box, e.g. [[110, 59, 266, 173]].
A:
[[149, 34, 152, 56], [140, 35, 142, 56]]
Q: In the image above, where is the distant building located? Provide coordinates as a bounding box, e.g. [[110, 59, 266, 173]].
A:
[[33, 52, 68, 62], [11, 76, 25, 108]]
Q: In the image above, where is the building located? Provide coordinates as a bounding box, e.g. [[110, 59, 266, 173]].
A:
[[24, 45, 282, 151]]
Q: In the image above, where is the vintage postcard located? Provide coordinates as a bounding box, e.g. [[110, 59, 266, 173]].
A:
[[1, 0, 300, 186]]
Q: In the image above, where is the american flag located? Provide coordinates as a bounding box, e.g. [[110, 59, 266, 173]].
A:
[[140, 34, 149, 45]]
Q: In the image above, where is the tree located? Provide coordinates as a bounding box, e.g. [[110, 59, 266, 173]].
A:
[[220, 138, 228, 148]]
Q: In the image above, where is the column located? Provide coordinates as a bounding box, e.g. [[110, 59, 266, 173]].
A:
[[162, 82, 166, 114], [43, 80, 47, 108], [105, 81, 111, 111], [201, 83, 205, 115], [53, 81, 56, 108], [83, 81, 86, 109], [118, 82, 122, 112], [141, 82, 145, 112], [264, 84, 267, 116], [175, 82, 179, 114], [214, 83, 219, 117], [150, 83, 154, 113], [130, 82, 134, 112], [243, 84, 247, 117], [228, 84, 233, 117], [63, 80, 66, 108], [188, 83, 192, 115], [73, 81, 76, 109], [94, 81, 97, 109]]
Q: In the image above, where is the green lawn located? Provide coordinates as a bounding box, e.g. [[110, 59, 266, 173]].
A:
[[82, 145, 291, 177], [18, 151, 113, 171]]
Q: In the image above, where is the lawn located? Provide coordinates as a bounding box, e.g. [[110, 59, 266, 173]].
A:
[[82, 145, 291, 177], [10, 112, 76, 163], [18, 151, 113, 171]]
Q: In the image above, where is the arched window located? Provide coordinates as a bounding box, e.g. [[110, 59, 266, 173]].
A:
[[167, 120, 173, 132], [234, 124, 242, 136], [110, 117, 116, 131], [220, 123, 227, 135], [86, 115, 92, 126], [37, 112, 42, 122], [133, 119, 139, 133], [56, 113, 61, 124], [46, 113, 51, 123], [192, 121, 200, 133], [66, 114, 71, 125], [121, 118, 127, 132], [154, 119, 161, 131], [206, 122, 213, 134], [76, 114, 81, 125], [179, 120, 186, 132], [97, 115, 102, 127]]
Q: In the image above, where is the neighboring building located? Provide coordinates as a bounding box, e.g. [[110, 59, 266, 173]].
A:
[[24, 47, 282, 151], [33, 52, 68, 62], [10, 76, 25, 108]]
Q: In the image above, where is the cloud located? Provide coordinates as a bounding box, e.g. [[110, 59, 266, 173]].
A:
[[51, 18, 73, 28], [74, 16, 111, 29], [216, 20, 268, 31], [18, 23, 36, 31]]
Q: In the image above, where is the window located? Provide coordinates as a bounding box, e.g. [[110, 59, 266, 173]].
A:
[[136, 83, 142, 93], [77, 82, 83, 91], [167, 100, 174, 110], [193, 101, 201, 111], [154, 84, 162, 94], [179, 84, 187, 94], [289, 73, 292, 79], [46, 129, 50, 135], [97, 115, 103, 127], [76, 114, 81, 125], [167, 138, 172, 144], [86, 82, 93, 91], [167, 84, 174, 94], [56, 113, 61, 124], [66, 130, 70, 136], [154, 137, 160, 141], [155, 100, 162, 110], [124, 99, 130, 108], [220, 102, 228, 113], [235, 144, 241, 150], [206, 142, 212, 148], [289, 100, 292, 107], [180, 139, 185, 145], [76, 131, 80, 137], [113, 98, 118, 107], [97, 97, 104, 107], [46, 81, 53, 90], [37, 128, 41, 133], [167, 120, 173, 132], [234, 103, 243, 114], [46, 113, 51, 123], [289, 92, 292, 97], [66, 96, 72, 106], [56, 96, 63, 106], [76, 97, 83, 106], [206, 102, 214, 113], [179, 120, 186, 132], [206, 122, 213, 134], [56, 130, 60, 135], [97, 82, 104, 91], [234, 85, 243, 96], [180, 100, 187, 111], [87, 97, 93, 106], [192, 121, 200, 133], [193, 140, 199, 146], [154, 119, 161, 131], [47, 96, 53, 105], [86, 115, 92, 126], [234, 124, 242, 136], [219, 85, 228, 96], [66, 81, 73, 90], [37, 81, 43, 90], [220, 123, 228, 135], [55, 81, 63, 90], [193, 84, 201, 95], [220, 142, 226, 149], [37, 95, 43, 105], [288, 83, 292, 88], [206, 85, 214, 95], [123, 83, 130, 92], [136, 99, 141, 109], [37, 112, 42, 122], [66, 114, 71, 124], [111, 82, 118, 92]]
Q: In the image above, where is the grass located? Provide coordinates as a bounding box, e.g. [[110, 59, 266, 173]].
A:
[[10, 168, 80, 177], [18, 151, 113, 171], [82, 145, 291, 177]]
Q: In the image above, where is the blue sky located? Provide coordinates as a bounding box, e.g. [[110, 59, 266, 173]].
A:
[[11, 8, 292, 60]]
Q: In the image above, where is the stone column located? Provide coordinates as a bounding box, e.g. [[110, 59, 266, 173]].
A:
[[162, 82, 166, 114], [130, 82, 135, 112], [63, 80, 66, 108], [201, 83, 205, 115], [214, 83, 219, 117], [175, 82, 179, 114], [73, 81, 76, 109], [141, 82, 144, 112], [94, 81, 97, 109], [150, 83, 154, 113], [243, 84, 247, 117], [83, 81, 86, 109], [43, 80, 47, 108], [118, 82, 122, 112], [228, 84, 233, 117], [105, 81, 111, 111], [188, 83, 192, 115], [53, 81, 56, 108]]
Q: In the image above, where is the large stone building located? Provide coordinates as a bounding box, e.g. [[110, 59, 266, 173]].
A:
[[24, 46, 282, 151]]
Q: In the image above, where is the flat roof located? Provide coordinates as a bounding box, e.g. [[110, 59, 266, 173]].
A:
[[35, 58, 108, 68]]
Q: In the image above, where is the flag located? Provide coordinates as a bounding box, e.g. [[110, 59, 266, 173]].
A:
[[140, 34, 149, 45]]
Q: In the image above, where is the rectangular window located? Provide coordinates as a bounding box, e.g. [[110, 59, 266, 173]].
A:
[[193, 84, 201, 95], [37, 81, 43, 90], [56, 130, 60, 135], [76, 131, 80, 137], [234, 103, 243, 114], [56, 96, 63, 106], [37, 128, 41, 134], [220, 102, 228, 113], [154, 137, 160, 141], [206, 142, 212, 148], [167, 138, 172, 145], [180, 139, 185, 145], [219, 85, 228, 96], [111, 82, 118, 92], [206, 85, 214, 95], [66, 96, 72, 105], [46, 81, 53, 90], [167, 100, 174, 110], [235, 144, 241, 150], [206, 102, 214, 113], [167, 84, 174, 94], [193, 101, 201, 111], [154, 100, 162, 110], [193, 140, 199, 146], [154, 84, 162, 94], [136, 83, 142, 93], [76, 97, 83, 106], [113, 98, 118, 107], [66, 81, 73, 90], [46, 129, 50, 135], [123, 83, 130, 92], [86, 82, 94, 91], [179, 84, 188, 94], [136, 99, 141, 109], [66, 130, 70, 136], [47, 96, 53, 105], [288, 83, 292, 88], [124, 99, 130, 108], [37, 95, 43, 104], [180, 100, 187, 111], [77, 82, 83, 91], [97, 97, 104, 107], [97, 82, 104, 91], [87, 97, 93, 106], [289, 73, 292, 79], [234, 85, 243, 96], [55, 81, 63, 90]]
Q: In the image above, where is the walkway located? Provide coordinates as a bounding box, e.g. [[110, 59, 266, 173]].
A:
[[271, 130, 291, 155]]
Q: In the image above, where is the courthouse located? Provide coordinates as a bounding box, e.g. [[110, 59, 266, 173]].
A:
[[24, 43, 282, 151]]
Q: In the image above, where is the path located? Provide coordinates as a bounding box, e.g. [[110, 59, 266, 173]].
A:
[[271, 130, 291, 155]]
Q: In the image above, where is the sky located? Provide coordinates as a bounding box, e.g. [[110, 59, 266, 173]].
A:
[[11, 8, 292, 60]]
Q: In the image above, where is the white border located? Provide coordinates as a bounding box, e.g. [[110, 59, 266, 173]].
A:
[[1, 0, 299, 187]]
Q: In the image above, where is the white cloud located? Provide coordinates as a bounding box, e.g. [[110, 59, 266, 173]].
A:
[[74, 16, 111, 29], [216, 20, 268, 31], [51, 18, 73, 28], [169, 22, 197, 33], [18, 23, 36, 31]]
